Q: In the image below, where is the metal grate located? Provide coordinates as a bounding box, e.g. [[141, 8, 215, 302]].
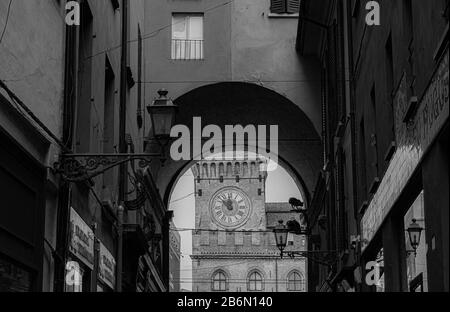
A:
[[171, 39, 204, 60]]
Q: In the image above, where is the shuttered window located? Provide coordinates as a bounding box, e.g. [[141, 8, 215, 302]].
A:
[[286, 0, 300, 13], [270, 0, 300, 14]]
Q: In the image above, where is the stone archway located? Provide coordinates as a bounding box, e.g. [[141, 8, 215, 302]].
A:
[[147, 82, 322, 206]]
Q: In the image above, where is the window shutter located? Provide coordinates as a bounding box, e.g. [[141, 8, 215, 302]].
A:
[[286, 0, 300, 14], [270, 0, 286, 14]]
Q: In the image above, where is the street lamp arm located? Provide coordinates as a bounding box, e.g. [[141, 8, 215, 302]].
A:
[[284, 250, 338, 268], [53, 153, 163, 182]]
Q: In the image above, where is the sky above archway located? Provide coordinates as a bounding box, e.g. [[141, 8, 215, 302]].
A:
[[168, 159, 303, 291]]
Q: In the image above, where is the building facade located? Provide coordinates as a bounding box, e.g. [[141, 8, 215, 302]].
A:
[[191, 160, 307, 292], [0, 0, 66, 292], [169, 222, 181, 292], [299, 0, 449, 292], [0, 0, 171, 292], [53, 0, 169, 293]]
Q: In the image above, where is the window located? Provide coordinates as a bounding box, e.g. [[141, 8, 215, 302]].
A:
[[369, 85, 379, 177], [287, 232, 294, 246], [102, 56, 115, 188], [110, 0, 119, 10], [359, 118, 368, 198], [385, 33, 394, 97], [171, 14, 203, 60], [76, 1, 93, 153], [103, 56, 115, 154], [137, 25, 143, 129], [403, 0, 413, 39], [0, 255, 33, 292], [247, 271, 264, 291], [212, 271, 227, 291], [287, 271, 304, 291], [385, 33, 396, 147], [270, 0, 300, 15]]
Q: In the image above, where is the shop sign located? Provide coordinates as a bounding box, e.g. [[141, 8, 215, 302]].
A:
[[98, 242, 116, 290], [69, 207, 95, 269], [361, 49, 449, 251]]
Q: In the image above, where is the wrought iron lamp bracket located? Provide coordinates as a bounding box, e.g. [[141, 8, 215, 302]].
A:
[[53, 153, 162, 182], [283, 250, 338, 268]]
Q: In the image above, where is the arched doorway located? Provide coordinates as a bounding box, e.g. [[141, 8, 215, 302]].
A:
[[146, 82, 322, 206], [145, 82, 320, 292]]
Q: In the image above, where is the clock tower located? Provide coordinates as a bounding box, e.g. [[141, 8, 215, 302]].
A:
[[192, 159, 267, 233], [191, 159, 307, 292]]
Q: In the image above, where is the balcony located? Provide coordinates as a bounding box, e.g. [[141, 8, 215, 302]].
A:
[[171, 39, 204, 60]]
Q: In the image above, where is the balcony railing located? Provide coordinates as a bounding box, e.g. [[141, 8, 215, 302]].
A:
[[171, 39, 204, 60]]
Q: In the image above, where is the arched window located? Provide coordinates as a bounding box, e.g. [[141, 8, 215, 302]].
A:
[[226, 162, 233, 176], [202, 163, 209, 177], [212, 270, 227, 291], [287, 271, 304, 291], [247, 271, 264, 291], [210, 163, 217, 177]]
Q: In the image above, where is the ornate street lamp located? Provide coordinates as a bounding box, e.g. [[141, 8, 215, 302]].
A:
[[273, 198, 339, 269], [273, 220, 289, 258], [54, 89, 177, 182], [406, 219, 424, 256], [147, 89, 178, 142]]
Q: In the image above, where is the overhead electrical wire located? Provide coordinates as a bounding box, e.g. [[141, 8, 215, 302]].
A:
[[170, 192, 196, 204], [170, 227, 280, 233], [83, 0, 235, 62]]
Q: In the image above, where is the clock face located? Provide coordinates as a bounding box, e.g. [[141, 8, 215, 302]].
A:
[[210, 187, 251, 228]]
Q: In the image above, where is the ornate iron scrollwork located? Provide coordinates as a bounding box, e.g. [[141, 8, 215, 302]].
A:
[[284, 250, 339, 268], [53, 153, 162, 182]]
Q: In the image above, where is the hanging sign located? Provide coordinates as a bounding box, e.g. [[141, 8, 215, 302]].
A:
[[98, 242, 116, 289], [68, 207, 95, 269]]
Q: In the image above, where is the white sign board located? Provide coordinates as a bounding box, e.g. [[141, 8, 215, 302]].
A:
[[68, 207, 95, 269], [98, 242, 116, 289]]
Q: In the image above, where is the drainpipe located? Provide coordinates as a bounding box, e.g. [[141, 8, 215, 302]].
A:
[[54, 6, 78, 291], [346, 0, 362, 291], [116, 205, 124, 292], [91, 223, 99, 292], [119, 0, 128, 203], [118, 0, 128, 291]]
